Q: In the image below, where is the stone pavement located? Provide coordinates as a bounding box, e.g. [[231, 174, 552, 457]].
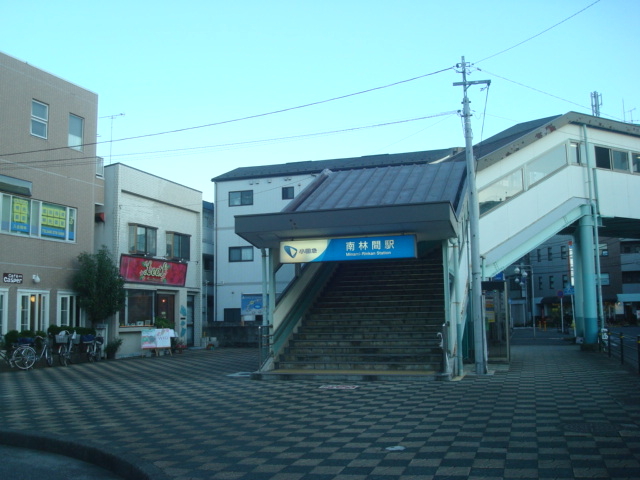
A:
[[1, 329, 639, 480]]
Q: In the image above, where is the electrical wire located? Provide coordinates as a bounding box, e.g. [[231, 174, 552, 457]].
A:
[[475, 0, 601, 64], [0, 66, 455, 160], [0, 111, 458, 172]]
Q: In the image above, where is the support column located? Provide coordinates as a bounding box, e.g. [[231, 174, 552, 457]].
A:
[[572, 235, 585, 338], [577, 214, 598, 345]]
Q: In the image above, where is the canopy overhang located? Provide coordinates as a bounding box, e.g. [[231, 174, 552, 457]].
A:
[[235, 202, 459, 249]]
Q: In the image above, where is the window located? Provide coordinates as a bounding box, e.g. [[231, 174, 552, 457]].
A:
[[632, 152, 640, 173], [569, 142, 581, 164], [478, 170, 523, 214], [31, 100, 48, 138], [96, 157, 104, 177], [526, 144, 565, 187], [536, 249, 541, 263], [562, 275, 569, 289], [0, 289, 6, 335], [229, 246, 254, 262], [600, 273, 610, 286], [621, 241, 640, 254], [538, 277, 543, 291], [68, 114, 84, 151], [561, 245, 567, 260], [612, 150, 629, 171], [166, 232, 191, 260], [595, 146, 611, 169], [0, 194, 77, 242], [547, 247, 553, 261], [282, 186, 294, 200], [549, 276, 555, 290], [128, 224, 157, 255], [58, 294, 80, 327], [229, 190, 253, 206], [19, 293, 47, 332], [622, 271, 640, 283]]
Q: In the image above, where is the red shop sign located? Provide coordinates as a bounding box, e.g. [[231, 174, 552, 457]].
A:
[[119, 255, 187, 287]]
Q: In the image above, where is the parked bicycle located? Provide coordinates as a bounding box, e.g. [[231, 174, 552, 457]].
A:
[[34, 335, 54, 367], [1, 339, 36, 370], [55, 330, 75, 366], [84, 334, 103, 362]]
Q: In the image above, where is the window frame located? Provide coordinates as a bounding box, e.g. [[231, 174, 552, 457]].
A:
[[0, 194, 77, 243], [166, 232, 191, 261], [128, 224, 158, 256], [68, 113, 84, 151], [229, 190, 253, 206], [282, 186, 294, 200], [31, 99, 49, 139], [229, 246, 254, 262]]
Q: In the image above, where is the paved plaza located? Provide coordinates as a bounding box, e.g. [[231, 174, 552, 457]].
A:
[[1, 329, 639, 480]]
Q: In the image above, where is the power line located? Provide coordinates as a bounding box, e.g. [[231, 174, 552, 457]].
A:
[[0, 66, 454, 160], [475, 0, 601, 64], [0, 111, 458, 172]]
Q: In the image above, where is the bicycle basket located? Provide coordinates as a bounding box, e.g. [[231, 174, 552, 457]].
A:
[[54, 333, 67, 343], [81, 334, 95, 343]]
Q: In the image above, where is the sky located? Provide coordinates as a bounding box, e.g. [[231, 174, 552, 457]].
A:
[[1, 0, 638, 202]]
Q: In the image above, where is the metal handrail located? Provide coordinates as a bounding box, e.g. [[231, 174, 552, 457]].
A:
[[601, 330, 640, 374]]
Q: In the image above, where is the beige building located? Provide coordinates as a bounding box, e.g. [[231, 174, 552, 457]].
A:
[[0, 51, 103, 336]]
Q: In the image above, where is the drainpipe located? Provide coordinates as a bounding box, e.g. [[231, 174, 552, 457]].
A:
[[261, 248, 268, 327], [582, 125, 605, 334]]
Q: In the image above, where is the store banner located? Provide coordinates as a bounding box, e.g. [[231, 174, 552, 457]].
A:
[[280, 234, 416, 263], [120, 255, 188, 286]]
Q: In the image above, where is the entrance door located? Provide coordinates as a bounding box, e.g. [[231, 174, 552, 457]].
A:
[[156, 294, 175, 328], [186, 294, 195, 346], [18, 292, 48, 332]]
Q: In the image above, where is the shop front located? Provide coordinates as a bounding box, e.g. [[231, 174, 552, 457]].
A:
[[116, 255, 189, 357]]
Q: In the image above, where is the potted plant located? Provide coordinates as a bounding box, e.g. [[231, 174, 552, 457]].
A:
[[105, 337, 123, 359]]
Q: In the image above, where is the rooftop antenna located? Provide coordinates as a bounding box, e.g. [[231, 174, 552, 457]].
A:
[[623, 100, 636, 123], [590, 91, 602, 117], [99, 113, 125, 164]]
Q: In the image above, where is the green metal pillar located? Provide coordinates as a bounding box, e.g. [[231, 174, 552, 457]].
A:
[[577, 213, 598, 344]]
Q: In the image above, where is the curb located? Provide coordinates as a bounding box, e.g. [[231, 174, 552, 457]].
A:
[[0, 430, 169, 480]]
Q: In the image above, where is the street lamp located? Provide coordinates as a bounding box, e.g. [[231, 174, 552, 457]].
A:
[[514, 265, 536, 337]]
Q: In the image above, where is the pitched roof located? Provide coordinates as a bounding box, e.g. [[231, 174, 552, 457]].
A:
[[211, 148, 461, 182]]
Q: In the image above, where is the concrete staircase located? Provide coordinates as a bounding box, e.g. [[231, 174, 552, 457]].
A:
[[256, 256, 446, 381]]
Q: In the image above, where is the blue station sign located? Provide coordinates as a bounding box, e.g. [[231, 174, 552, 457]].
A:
[[280, 234, 417, 263]]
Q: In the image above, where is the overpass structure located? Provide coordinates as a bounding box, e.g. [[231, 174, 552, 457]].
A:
[[236, 112, 640, 376]]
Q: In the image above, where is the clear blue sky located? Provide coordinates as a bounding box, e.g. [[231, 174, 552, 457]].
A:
[[1, 0, 638, 202]]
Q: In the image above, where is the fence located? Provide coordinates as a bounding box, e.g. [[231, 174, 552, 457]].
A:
[[601, 331, 640, 374]]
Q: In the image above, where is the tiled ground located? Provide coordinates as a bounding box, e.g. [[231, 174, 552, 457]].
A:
[[1, 330, 639, 480]]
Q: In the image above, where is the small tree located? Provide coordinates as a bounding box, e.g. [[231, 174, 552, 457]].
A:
[[73, 247, 125, 324]]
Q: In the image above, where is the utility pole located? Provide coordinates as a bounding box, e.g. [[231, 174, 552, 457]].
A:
[[453, 56, 490, 375]]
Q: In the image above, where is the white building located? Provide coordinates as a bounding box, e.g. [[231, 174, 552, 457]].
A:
[[97, 163, 203, 356], [211, 149, 460, 323]]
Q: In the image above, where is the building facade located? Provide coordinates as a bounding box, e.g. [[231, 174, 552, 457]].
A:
[[0, 51, 102, 337], [96, 163, 202, 356], [211, 150, 459, 323]]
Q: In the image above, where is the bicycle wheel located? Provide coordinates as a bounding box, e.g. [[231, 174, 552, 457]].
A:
[[95, 345, 101, 362], [45, 345, 53, 367], [13, 346, 36, 370], [58, 344, 68, 366], [87, 344, 95, 362]]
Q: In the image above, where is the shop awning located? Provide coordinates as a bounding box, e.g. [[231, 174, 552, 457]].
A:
[[617, 293, 640, 303]]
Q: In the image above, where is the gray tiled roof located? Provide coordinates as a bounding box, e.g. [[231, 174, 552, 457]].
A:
[[285, 161, 466, 214], [211, 148, 461, 182]]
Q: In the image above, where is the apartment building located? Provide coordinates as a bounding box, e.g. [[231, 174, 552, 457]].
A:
[[0, 51, 102, 336], [96, 163, 203, 355]]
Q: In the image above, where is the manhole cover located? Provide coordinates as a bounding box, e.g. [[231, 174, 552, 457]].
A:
[[563, 422, 621, 436]]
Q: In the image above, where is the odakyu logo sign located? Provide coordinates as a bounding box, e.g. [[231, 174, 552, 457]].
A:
[[280, 235, 416, 263], [280, 239, 329, 263]]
